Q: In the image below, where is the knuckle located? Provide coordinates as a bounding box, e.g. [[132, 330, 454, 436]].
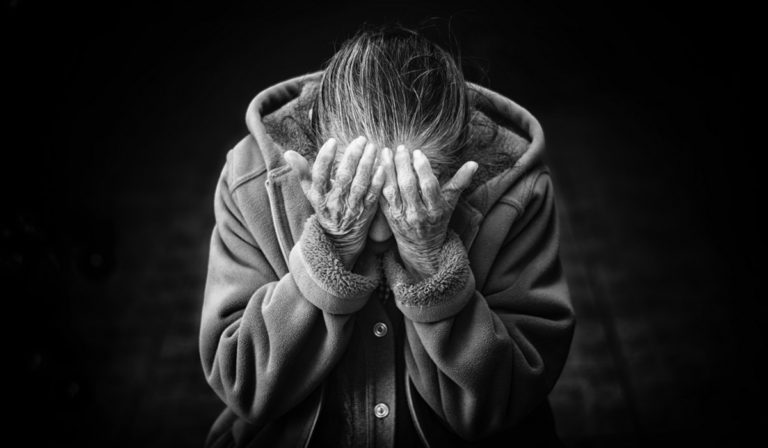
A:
[[405, 208, 422, 224], [336, 181, 351, 197], [326, 195, 343, 212], [336, 171, 353, 185], [427, 209, 443, 223], [443, 186, 460, 198], [382, 185, 397, 200], [325, 198, 339, 213], [346, 202, 363, 218], [349, 182, 367, 197], [388, 203, 404, 218], [308, 190, 322, 206], [364, 191, 378, 205], [443, 183, 459, 193], [401, 183, 417, 196]]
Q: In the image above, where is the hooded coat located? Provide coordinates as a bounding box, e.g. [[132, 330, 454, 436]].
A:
[[199, 71, 576, 448]]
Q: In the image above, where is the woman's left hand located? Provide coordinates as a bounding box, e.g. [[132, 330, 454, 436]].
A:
[[380, 145, 477, 280]]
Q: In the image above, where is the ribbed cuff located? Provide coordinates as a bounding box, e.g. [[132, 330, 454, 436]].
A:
[[289, 215, 379, 314], [382, 230, 476, 323]]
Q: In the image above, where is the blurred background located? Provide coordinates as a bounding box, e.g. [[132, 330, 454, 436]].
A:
[[3, 0, 758, 446]]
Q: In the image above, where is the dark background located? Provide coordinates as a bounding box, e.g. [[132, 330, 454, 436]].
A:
[[3, 1, 759, 447]]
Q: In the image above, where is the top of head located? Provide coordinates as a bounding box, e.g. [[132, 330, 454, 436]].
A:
[[311, 23, 471, 182]]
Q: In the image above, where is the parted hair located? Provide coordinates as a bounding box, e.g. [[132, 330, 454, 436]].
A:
[[311, 23, 472, 181]]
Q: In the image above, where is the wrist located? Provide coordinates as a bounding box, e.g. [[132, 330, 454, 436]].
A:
[[290, 214, 379, 314], [339, 252, 360, 271], [398, 245, 441, 279], [382, 229, 475, 322], [325, 232, 365, 271]]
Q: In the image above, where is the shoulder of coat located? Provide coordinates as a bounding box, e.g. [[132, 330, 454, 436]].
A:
[[494, 161, 551, 213], [228, 134, 268, 192]]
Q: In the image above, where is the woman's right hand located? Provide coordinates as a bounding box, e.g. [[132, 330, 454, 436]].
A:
[[284, 136, 385, 270]]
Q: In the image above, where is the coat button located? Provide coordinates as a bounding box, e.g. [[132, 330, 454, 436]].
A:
[[374, 403, 390, 418], [372, 322, 388, 337]]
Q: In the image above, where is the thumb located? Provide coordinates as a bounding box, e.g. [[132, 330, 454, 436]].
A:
[[284, 151, 312, 197], [442, 161, 478, 206]]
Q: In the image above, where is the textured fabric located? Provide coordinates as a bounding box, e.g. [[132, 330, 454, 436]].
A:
[[290, 214, 379, 313], [382, 229, 476, 323], [309, 262, 423, 448], [199, 70, 576, 447]]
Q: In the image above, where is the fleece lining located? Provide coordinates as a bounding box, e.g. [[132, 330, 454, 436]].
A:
[[382, 229, 477, 323], [289, 214, 379, 314]]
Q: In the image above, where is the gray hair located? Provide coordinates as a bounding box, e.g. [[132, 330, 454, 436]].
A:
[[311, 24, 471, 182]]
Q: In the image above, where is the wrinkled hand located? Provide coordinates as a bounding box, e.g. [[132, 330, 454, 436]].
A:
[[379, 145, 477, 280], [284, 136, 385, 270]]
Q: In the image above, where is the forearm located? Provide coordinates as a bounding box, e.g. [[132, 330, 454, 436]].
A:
[[383, 230, 574, 441], [401, 292, 573, 441], [201, 214, 379, 426], [201, 274, 355, 426]]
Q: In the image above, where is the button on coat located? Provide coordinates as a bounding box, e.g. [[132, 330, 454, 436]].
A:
[[373, 322, 388, 337], [375, 403, 390, 419]]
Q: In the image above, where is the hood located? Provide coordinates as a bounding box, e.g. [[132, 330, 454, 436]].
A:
[[245, 70, 546, 216]]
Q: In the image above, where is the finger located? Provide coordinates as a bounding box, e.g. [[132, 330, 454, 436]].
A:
[[442, 161, 478, 206], [335, 135, 367, 190], [412, 149, 441, 209], [284, 151, 312, 197], [312, 138, 338, 195], [348, 141, 377, 205], [364, 164, 386, 209], [394, 145, 422, 210], [372, 144, 383, 172], [380, 146, 401, 210]]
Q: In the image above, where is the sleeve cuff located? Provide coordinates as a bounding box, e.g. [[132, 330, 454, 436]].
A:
[[382, 230, 476, 323], [289, 215, 379, 314]]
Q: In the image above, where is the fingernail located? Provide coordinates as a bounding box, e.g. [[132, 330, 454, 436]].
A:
[[413, 149, 423, 158], [397, 144, 405, 153]]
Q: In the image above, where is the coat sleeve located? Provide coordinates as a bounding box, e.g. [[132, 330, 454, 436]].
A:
[[382, 169, 576, 442], [199, 156, 379, 428]]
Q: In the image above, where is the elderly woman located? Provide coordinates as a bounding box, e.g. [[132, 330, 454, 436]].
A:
[[199, 24, 575, 448]]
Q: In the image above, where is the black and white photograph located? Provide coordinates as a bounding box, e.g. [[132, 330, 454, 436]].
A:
[[4, 1, 756, 447]]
